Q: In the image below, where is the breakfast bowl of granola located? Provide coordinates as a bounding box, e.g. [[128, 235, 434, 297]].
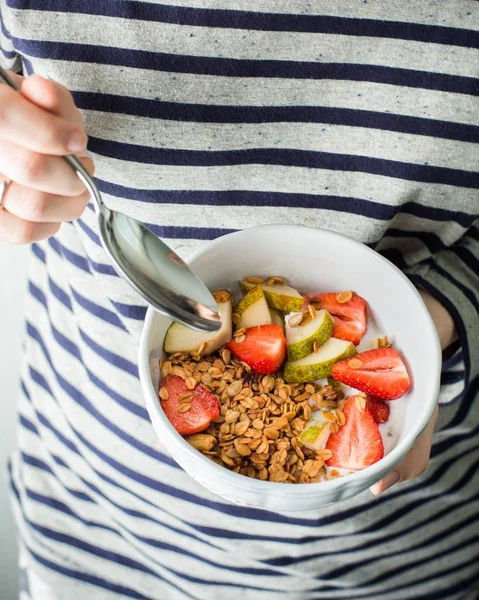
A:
[[138, 225, 441, 511]]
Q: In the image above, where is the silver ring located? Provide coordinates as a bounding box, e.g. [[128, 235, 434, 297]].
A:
[[0, 179, 11, 206]]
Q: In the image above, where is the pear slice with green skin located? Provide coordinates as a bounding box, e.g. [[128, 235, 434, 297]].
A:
[[234, 285, 272, 330], [240, 279, 304, 312], [164, 299, 232, 355], [285, 309, 334, 361], [283, 337, 358, 383], [270, 308, 285, 327], [299, 420, 331, 451]]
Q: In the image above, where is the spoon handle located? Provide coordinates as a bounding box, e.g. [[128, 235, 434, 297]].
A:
[[0, 66, 102, 214]]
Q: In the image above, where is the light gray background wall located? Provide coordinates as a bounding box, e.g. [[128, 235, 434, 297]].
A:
[[0, 243, 29, 599]]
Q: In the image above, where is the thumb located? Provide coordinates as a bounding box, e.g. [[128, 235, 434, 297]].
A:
[[370, 470, 401, 495]]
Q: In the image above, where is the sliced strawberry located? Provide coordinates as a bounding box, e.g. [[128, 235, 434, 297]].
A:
[[332, 347, 410, 400], [366, 396, 390, 424], [226, 324, 286, 374], [326, 395, 384, 470], [160, 374, 220, 435], [306, 292, 367, 345]]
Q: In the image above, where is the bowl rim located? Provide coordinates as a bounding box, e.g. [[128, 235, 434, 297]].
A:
[[138, 224, 442, 498]]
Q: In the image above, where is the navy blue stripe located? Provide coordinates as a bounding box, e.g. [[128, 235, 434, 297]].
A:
[[52, 327, 148, 420], [26, 522, 177, 586], [435, 375, 479, 436], [24, 484, 282, 579], [0, 46, 16, 60], [70, 285, 127, 331], [110, 301, 147, 321], [49, 322, 148, 420], [89, 137, 479, 188], [26, 284, 148, 420], [448, 245, 479, 278], [441, 370, 466, 385], [382, 228, 448, 255], [264, 443, 479, 563], [344, 538, 479, 596], [379, 248, 408, 269], [74, 92, 479, 144], [433, 263, 479, 314], [48, 276, 73, 311], [77, 328, 138, 377], [22, 56, 33, 74], [19, 414, 39, 436], [148, 224, 236, 241], [13, 39, 479, 95], [22, 382, 82, 455], [80, 210, 236, 244], [28, 280, 47, 308], [14, 454, 94, 505], [319, 486, 479, 580], [31, 242, 46, 263], [41, 455, 226, 553], [24, 488, 118, 534], [442, 348, 464, 370], [0, 12, 12, 39], [85, 368, 149, 420], [7, 0, 479, 48], [76, 216, 102, 245], [24, 513, 277, 593], [28, 358, 176, 470], [25, 326, 177, 468], [18, 549, 153, 600], [414, 573, 479, 600], [48, 237, 90, 273], [30, 282, 143, 414], [95, 181, 476, 228], [48, 235, 117, 277]]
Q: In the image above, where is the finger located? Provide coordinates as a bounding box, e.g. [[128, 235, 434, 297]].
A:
[[21, 74, 84, 126], [2, 182, 91, 223], [370, 404, 439, 495], [0, 84, 86, 155], [0, 143, 94, 196], [0, 207, 60, 245]]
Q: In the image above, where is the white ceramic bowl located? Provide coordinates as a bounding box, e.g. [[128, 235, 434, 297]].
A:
[[139, 225, 441, 512]]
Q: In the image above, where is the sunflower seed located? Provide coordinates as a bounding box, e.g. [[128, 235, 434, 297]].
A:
[[336, 291, 353, 303]]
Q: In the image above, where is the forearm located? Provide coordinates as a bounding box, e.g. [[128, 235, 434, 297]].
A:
[[418, 288, 458, 352]]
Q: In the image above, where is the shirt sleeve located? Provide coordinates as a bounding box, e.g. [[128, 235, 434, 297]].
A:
[[404, 219, 479, 402], [0, 0, 21, 72]]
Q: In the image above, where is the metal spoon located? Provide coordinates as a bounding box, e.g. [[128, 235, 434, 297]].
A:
[[0, 66, 221, 332]]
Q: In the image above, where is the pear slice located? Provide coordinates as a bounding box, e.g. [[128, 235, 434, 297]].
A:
[[270, 308, 285, 327], [234, 285, 272, 330], [240, 279, 304, 312], [299, 420, 331, 451], [164, 295, 232, 355], [285, 309, 334, 361], [283, 337, 357, 383]]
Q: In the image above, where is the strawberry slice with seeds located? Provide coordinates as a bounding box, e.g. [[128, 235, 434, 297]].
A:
[[326, 395, 384, 470], [160, 374, 220, 435], [306, 292, 367, 345], [227, 324, 286, 374], [332, 347, 410, 400], [366, 396, 390, 424]]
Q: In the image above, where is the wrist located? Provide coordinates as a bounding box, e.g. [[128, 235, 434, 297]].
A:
[[418, 289, 458, 351]]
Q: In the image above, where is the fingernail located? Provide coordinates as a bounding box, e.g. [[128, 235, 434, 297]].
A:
[[370, 470, 400, 496], [67, 131, 86, 153]]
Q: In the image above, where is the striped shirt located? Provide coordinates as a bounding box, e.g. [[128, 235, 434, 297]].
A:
[[1, 1, 479, 598]]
